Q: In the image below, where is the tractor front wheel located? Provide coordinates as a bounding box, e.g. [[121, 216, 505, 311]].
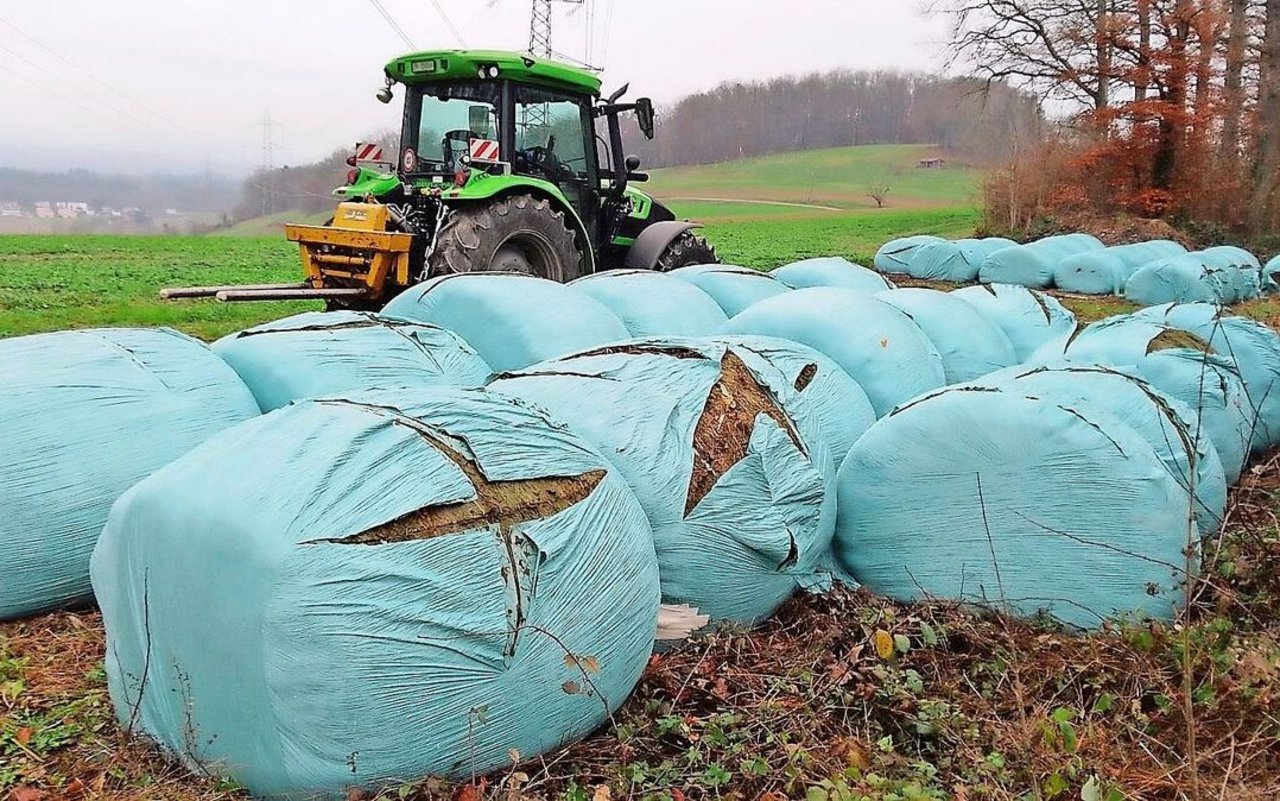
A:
[[655, 232, 718, 272], [428, 194, 583, 282]]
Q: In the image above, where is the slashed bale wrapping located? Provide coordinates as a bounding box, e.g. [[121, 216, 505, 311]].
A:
[[771, 256, 894, 292], [711, 333, 877, 468], [667, 264, 791, 317], [978, 245, 1058, 288], [1125, 250, 1261, 305], [1053, 251, 1128, 295], [903, 239, 988, 282], [569, 269, 729, 337], [381, 273, 630, 372], [213, 311, 491, 412], [0, 328, 259, 620], [490, 339, 835, 625], [950, 284, 1078, 361], [875, 288, 1018, 383], [1132, 303, 1280, 450], [721, 288, 947, 417], [91, 387, 660, 800], [1045, 317, 1253, 484], [970, 363, 1228, 535], [836, 386, 1196, 629], [874, 234, 944, 273], [1263, 253, 1280, 294]]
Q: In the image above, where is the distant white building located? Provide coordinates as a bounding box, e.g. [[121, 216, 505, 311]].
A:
[[0, 202, 23, 218], [54, 201, 90, 219], [34, 201, 54, 219]]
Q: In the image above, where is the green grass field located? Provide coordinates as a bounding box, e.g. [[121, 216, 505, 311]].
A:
[[0, 145, 988, 340]]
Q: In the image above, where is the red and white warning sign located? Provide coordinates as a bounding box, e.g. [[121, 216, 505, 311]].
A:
[[354, 142, 384, 162], [468, 138, 501, 163]]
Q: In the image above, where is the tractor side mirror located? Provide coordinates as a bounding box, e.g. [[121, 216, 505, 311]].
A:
[[625, 154, 649, 183], [635, 97, 655, 140]]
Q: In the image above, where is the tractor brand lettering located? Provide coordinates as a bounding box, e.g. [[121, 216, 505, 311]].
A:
[[343, 210, 369, 221], [355, 142, 384, 162], [469, 139, 501, 162]]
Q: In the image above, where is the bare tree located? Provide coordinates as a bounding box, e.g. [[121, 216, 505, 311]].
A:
[[930, 0, 1117, 109], [869, 185, 891, 208]]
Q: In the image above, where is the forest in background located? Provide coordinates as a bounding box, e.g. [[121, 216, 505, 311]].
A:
[[937, 0, 1280, 245], [231, 70, 1041, 221]]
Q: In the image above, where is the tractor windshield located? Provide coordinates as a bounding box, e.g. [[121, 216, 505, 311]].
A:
[[402, 82, 501, 174]]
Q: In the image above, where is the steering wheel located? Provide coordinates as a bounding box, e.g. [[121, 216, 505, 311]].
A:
[[523, 135, 569, 180]]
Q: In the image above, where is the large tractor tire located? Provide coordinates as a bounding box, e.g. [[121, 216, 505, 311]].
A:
[[429, 193, 584, 282], [655, 232, 719, 272]]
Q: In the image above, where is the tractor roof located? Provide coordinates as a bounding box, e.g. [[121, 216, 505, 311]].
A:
[[384, 50, 602, 96]]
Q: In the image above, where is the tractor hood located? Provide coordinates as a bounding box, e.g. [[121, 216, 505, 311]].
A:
[[384, 50, 601, 97]]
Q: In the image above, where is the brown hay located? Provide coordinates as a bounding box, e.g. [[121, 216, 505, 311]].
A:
[[570, 343, 705, 361], [341, 432, 605, 544], [685, 351, 803, 515], [793, 362, 818, 392], [1147, 328, 1214, 355]]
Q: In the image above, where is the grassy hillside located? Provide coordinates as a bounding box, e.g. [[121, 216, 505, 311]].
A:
[[647, 144, 982, 213]]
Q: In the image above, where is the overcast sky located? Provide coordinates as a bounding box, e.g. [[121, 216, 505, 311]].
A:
[[0, 1, 949, 175]]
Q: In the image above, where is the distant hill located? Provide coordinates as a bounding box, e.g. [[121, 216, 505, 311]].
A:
[[220, 144, 982, 236], [0, 167, 239, 215], [646, 144, 981, 218]]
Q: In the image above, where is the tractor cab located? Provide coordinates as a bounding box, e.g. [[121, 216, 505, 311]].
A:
[[163, 50, 714, 309]]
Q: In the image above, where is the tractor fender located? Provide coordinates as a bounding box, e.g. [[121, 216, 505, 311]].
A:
[[624, 221, 703, 270]]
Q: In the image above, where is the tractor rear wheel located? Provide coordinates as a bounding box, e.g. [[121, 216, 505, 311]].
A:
[[655, 232, 718, 272], [428, 193, 583, 282]]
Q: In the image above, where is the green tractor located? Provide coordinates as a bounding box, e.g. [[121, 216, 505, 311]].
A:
[[164, 49, 717, 309]]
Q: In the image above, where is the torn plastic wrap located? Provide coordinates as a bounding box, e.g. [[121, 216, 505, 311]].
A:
[[666, 264, 791, 317], [978, 245, 1058, 288], [489, 339, 835, 626], [950, 284, 1078, 361], [980, 234, 1106, 288], [1201, 246, 1263, 300], [1126, 254, 1238, 305], [1131, 303, 1280, 450], [721, 288, 946, 417], [875, 288, 1018, 383], [1052, 251, 1128, 295], [710, 333, 877, 468], [899, 239, 989, 282], [770, 256, 895, 292], [873, 234, 944, 273], [213, 311, 492, 412], [970, 363, 1227, 535], [569, 269, 729, 337], [835, 386, 1196, 629], [1263, 254, 1280, 294], [0, 328, 259, 620], [90, 387, 660, 800], [380, 273, 631, 372], [1046, 317, 1253, 484]]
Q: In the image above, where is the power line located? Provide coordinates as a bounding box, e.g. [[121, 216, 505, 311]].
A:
[[0, 55, 147, 138], [0, 12, 184, 134], [0, 41, 152, 137], [368, 0, 416, 49], [427, 0, 467, 47]]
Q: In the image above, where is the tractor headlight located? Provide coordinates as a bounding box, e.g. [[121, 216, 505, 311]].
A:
[[487, 65, 500, 78]]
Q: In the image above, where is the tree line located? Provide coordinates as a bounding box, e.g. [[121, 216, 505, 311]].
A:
[[934, 0, 1280, 240], [621, 71, 1042, 169], [233, 70, 1040, 221]]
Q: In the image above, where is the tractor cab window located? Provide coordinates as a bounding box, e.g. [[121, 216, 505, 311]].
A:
[[405, 82, 501, 174], [513, 87, 592, 187]]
